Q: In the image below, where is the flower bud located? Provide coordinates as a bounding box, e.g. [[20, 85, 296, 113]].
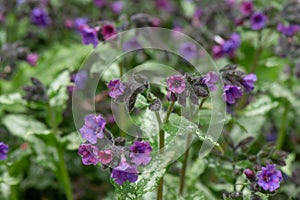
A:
[[244, 168, 256, 182]]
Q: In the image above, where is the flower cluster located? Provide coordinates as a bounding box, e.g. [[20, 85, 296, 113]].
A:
[[235, 1, 267, 30], [212, 33, 241, 58], [30, 7, 51, 27], [78, 113, 152, 185], [79, 23, 117, 48], [220, 65, 257, 105], [166, 72, 218, 106], [244, 164, 283, 192]]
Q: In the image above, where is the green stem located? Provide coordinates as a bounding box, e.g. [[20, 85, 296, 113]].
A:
[[157, 101, 175, 200], [276, 101, 290, 150], [57, 147, 73, 200], [10, 185, 18, 200], [179, 133, 192, 195], [47, 104, 73, 200], [179, 98, 206, 195], [251, 33, 263, 73]]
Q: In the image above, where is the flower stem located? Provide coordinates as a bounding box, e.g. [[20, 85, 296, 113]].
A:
[[179, 98, 206, 195], [276, 100, 290, 150], [179, 133, 192, 195], [157, 101, 175, 200], [57, 147, 73, 200]]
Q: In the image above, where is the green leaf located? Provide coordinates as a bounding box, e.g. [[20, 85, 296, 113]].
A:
[[47, 70, 70, 126], [27, 130, 60, 147], [135, 94, 149, 109], [60, 132, 82, 151], [2, 114, 47, 140], [242, 95, 279, 117], [254, 192, 269, 200]]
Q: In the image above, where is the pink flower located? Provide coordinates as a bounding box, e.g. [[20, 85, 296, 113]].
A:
[[98, 150, 113, 165], [101, 24, 117, 40], [26, 53, 38, 66], [167, 75, 186, 94]]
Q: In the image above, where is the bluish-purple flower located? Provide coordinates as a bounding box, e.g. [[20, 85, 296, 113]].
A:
[[241, 73, 257, 92], [123, 38, 141, 52], [30, 7, 51, 27], [0, 142, 9, 160], [202, 72, 219, 92], [277, 24, 300, 37], [130, 141, 152, 166], [223, 85, 243, 104], [107, 79, 126, 99], [250, 12, 267, 30], [111, 159, 139, 185], [257, 164, 283, 192], [178, 42, 198, 61], [240, 1, 253, 16], [79, 114, 106, 144], [222, 33, 241, 55], [167, 75, 186, 94], [79, 25, 99, 48], [74, 70, 88, 90], [78, 144, 98, 165], [74, 17, 88, 30]]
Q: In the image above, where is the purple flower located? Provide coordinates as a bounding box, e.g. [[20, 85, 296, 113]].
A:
[[202, 72, 219, 92], [257, 164, 283, 192], [167, 75, 186, 94], [111, 159, 139, 185], [107, 79, 126, 99], [74, 70, 88, 90], [123, 38, 141, 51], [155, 0, 173, 12], [26, 53, 38, 66], [74, 17, 88, 30], [98, 150, 113, 165], [79, 25, 99, 48], [223, 85, 243, 104], [178, 42, 198, 61], [30, 7, 51, 27], [250, 12, 267, 30], [241, 73, 257, 92], [222, 33, 241, 55], [94, 0, 106, 7], [101, 24, 117, 40], [129, 141, 152, 166], [0, 142, 9, 160], [240, 1, 253, 16], [111, 1, 124, 14], [79, 114, 106, 144], [277, 24, 300, 37], [78, 144, 99, 165]]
